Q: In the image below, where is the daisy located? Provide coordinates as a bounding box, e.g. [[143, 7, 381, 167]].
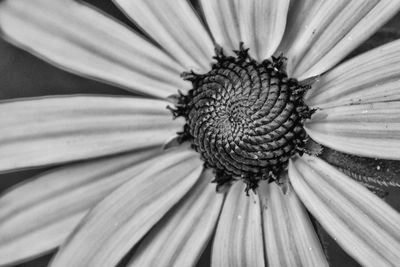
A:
[[0, 0, 400, 266]]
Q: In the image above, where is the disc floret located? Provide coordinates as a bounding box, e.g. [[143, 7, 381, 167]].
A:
[[169, 44, 315, 193]]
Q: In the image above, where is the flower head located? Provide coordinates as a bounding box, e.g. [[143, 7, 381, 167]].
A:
[[0, 0, 400, 266]]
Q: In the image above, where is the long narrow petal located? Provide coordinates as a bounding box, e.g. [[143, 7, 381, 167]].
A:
[[212, 182, 265, 267], [306, 39, 400, 108], [50, 149, 202, 267], [259, 181, 328, 267], [0, 96, 182, 172], [113, 0, 214, 72], [280, 0, 400, 79], [238, 0, 290, 61], [0, 0, 187, 98], [306, 102, 400, 160], [128, 170, 224, 267], [199, 0, 241, 54], [289, 155, 400, 267], [0, 148, 157, 266]]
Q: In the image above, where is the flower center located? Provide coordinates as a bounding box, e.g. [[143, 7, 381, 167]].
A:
[[170, 45, 314, 192]]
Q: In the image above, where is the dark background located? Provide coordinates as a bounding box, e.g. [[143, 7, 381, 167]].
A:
[[0, 1, 400, 266]]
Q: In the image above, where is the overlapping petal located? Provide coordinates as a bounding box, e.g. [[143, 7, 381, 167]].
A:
[[306, 101, 400, 160], [200, 0, 289, 60], [259, 181, 328, 267], [0, 1, 399, 267], [128, 170, 224, 267], [0, 0, 187, 98], [113, 0, 214, 72], [238, 0, 289, 61], [0, 148, 157, 266], [306, 39, 400, 108], [50, 149, 202, 267], [280, 0, 400, 80], [212, 182, 265, 267], [0, 96, 183, 172], [289, 155, 400, 267], [200, 0, 241, 54]]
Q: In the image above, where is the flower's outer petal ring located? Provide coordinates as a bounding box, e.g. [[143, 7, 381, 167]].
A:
[[306, 39, 400, 109], [279, 0, 400, 80], [0, 0, 188, 98], [306, 101, 400, 160], [289, 155, 400, 267], [113, 0, 214, 73], [0, 95, 183, 172], [259, 181, 328, 267], [212, 182, 265, 267], [127, 169, 224, 267], [0, 148, 158, 266], [50, 149, 203, 267]]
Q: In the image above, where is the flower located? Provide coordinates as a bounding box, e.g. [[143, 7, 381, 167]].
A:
[[0, 0, 400, 266]]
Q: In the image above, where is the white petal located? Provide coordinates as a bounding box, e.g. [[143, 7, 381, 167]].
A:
[[238, 0, 290, 61], [0, 96, 182, 172], [306, 39, 400, 108], [289, 155, 400, 267], [279, 0, 400, 79], [212, 182, 265, 267], [0, 149, 157, 266], [50, 149, 202, 267], [306, 101, 400, 160], [113, 0, 214, 72], [0, 0, 186, 98], [200, 0, 289, 60], [259, 181, 328, 267], [128, 169, 224, 267], [200, 0, 241, 54]]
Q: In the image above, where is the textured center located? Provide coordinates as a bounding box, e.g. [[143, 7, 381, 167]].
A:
[[171, 46, 313, 192]]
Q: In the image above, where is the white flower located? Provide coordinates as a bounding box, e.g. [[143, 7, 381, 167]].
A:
[[0, 0, 400, 266]]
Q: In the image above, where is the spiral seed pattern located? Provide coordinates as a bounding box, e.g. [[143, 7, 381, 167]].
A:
[[173, 48, 312, 190]]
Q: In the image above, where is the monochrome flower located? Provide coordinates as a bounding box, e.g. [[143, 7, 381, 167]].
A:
[[0, 1, 400, 266]]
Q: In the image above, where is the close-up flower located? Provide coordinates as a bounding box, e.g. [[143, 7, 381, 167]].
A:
[[1, 0, 400, 266]]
